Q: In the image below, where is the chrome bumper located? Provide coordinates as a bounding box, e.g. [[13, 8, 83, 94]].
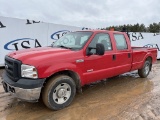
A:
[[2, 82, 41, 102]]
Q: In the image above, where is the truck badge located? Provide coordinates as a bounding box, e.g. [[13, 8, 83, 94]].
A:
[[5, 64, 8, 69]]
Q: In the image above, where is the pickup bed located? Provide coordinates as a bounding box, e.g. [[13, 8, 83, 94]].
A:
[[2, 30, 157, 110]]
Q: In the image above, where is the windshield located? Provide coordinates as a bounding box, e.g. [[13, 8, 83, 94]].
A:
[[53, 31, 92, 50]]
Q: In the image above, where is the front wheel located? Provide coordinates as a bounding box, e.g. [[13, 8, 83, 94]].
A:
[[42, 75, 76, 110], [138, 60, 151, 78]]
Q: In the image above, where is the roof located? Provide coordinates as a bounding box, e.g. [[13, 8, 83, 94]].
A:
[[76, 30, 124, 34]]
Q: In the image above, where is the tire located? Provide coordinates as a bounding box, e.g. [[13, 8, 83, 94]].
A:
[[42, 75, 76, 110], [138, 60, 151, 78]]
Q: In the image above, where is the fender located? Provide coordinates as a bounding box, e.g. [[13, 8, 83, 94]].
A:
[[37, 62, 85, 86], [140, 52, 152, 68]]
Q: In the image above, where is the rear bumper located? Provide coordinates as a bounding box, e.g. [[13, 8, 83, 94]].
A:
[[2, 71, 45, 102]]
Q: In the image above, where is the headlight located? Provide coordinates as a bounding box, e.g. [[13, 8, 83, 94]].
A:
[[21, 64, 38, 78]]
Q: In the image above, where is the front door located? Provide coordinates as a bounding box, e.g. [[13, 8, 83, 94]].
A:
[[84, 33, 115, 84]]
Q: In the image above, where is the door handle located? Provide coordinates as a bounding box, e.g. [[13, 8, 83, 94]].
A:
[[128, 53, 131, 58], [113, 55, 116, 60]]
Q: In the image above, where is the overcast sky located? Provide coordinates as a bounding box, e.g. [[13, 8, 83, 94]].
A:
[[0, 0, 159, 28]]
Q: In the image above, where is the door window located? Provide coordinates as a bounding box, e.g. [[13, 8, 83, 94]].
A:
[[114, 34, 128, 50], [88, 33, 112, 54]]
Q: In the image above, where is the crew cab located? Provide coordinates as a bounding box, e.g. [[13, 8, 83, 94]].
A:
[[2, 30, 157, 110]]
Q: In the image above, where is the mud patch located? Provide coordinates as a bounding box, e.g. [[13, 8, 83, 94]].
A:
[[0, 62, 160, 120]]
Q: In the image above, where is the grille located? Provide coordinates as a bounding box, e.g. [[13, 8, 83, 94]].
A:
[[5, 56, 22, 82]]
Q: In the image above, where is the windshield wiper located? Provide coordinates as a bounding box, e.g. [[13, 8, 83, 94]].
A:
[[57, 45, 72, 49]]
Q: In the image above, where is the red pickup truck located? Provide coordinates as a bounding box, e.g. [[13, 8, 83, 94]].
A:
[[2, 30, 157, 110]]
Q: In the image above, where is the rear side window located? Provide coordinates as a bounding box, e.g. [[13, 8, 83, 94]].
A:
[[114, 34, 128, 50]]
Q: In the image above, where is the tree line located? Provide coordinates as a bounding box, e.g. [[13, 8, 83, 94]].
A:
[[102, 22, 160, 33]]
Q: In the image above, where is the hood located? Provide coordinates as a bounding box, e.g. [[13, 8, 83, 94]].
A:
[[8, 47, 77, 66]]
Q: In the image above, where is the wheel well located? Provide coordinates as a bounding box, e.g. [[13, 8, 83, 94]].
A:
[[146, 56, 152, 63], [44, 70, 81, 90], [146, 56, 152, 71]]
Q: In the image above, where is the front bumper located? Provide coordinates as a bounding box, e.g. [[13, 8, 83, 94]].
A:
[[2, 71, 45, 102]]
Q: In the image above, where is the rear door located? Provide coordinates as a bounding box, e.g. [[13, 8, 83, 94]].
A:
[[112, 33, 132, 75]]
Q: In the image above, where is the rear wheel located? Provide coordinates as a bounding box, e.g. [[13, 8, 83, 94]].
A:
[[138, 60, 151, 78], [42, 75, 76, 110]]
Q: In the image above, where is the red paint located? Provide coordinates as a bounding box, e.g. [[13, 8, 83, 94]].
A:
[[8, 30, 157, 86]]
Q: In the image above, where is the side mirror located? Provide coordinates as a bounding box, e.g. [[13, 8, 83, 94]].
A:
[[86, 47, 94, 56], [96, 43, 105, 55]]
